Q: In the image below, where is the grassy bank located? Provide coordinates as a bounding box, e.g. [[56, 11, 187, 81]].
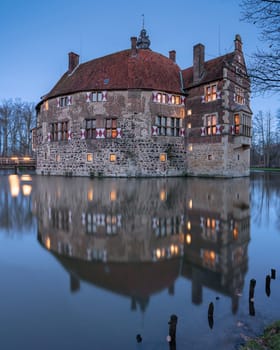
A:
[[240, 321, 280, 349]]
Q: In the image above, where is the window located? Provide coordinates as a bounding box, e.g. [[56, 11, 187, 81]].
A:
[[234, 113, 251, 137], [87, 153, 93, 162], [59, 96, 71, 107], [154, 92, 182, 105], [234, 114, 240, 134], [106, 118, 117, 138], [50, 121, 69, 141], [206, 114, 217, 135], [156, 116, 181, 136], [160, 153, 167, 162], [110, 154, 116, 162], [205, 84, 217, 102], [90, 91, 103, 102], [235, 86, 245, 104], [85, 119, 96, 139]]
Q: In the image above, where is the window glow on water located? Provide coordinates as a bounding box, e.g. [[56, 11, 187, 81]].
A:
[[0, 173, 279, 350]]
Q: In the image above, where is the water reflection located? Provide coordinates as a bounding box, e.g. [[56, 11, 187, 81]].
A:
[[33, 176, 250, 314]]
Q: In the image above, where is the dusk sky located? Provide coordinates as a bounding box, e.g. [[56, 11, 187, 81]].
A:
[[0, 0, 279, 115]]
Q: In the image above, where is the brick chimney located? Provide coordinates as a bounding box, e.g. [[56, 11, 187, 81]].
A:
[[193, 43, 205, 83], [68, 52, 79, 73], [169, 50, 176, 62], [131, 36, 137, 56]]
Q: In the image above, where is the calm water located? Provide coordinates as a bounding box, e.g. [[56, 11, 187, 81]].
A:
[[0, 172, 279, 350]]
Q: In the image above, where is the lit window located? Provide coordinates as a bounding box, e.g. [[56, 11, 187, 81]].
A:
[[234, 113, 240, 134], [234, 86, 245, 104], [110, 154, 116, 162], [205, 84, 217, 102], [106, 118, 117, 138], [206, 114, 217, 135], [187, 109, 192, 116], [86, 153, 93, 162], [43, 100, 49, 111], [187, 122, 191, 129], [160, 153, 167, 162], [234, 113, 251, 137]]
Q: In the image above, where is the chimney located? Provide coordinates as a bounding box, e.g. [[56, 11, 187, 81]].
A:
[[131, 36, 137, 56], [234, 34, 243, 52], [68, 52, 79, 73], [169, 50, 176, 62], [193, 43, 205, 83]]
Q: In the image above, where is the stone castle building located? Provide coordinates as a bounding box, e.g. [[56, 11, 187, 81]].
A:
[[34, 28, 252, 177]]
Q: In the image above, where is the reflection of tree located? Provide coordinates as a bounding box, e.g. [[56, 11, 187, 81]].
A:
[[250, 172, 280, 228]]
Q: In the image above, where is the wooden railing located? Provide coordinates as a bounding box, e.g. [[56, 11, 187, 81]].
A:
[[0, 156, 36, 169]]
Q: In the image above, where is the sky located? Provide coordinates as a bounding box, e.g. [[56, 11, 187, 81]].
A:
[[0, 0, 279, 115]]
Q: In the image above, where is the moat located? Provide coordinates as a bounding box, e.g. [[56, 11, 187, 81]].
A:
[[0, 172, 279, 349]]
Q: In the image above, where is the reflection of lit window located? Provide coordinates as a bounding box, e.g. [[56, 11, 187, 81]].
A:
[[202, 249, 216, 268], [160, 190, 166, 201], [186, 234, 192, 245], [156, 248, 161, 259], [9, 175, 20, 197], [187, 122, 191, 129], [187, 109, 192, 116], [233, 227, 238, 240], [21, 174, 32, 181], [56, 154, 60, 162], [188, 199, 193, 209], [110, 154, 116, 162], [110, 190, 117, 201], [188, 144, 193, 151], [22, 185, 32, 196], [187, 221, 191, 230], [45, 237, 51, 250], [160, 153, 167, 162], [87, 189, 93, 201], [86, 153, 93, 162]]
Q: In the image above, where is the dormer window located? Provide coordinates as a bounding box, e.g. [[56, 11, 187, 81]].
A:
[[205, 84, 217, 102]]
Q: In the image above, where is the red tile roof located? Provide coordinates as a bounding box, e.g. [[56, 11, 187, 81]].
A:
[[44, 49, 183, 100]]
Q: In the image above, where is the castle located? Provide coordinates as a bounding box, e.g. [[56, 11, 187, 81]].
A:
[[34, 28, 252, 177]]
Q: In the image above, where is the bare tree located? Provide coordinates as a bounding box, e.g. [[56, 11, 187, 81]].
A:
[[0, 99, 36, 156], [240, 0, 280, 94]]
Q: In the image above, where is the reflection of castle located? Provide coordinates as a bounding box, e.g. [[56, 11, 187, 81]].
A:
[[34, 176, 250, 313]]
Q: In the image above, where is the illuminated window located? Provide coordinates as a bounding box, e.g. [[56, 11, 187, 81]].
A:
[[234, 86, 245, 104], [157, 92, 167, 103], [205, 83, 217, 102], [187, 122, 191, 129], [86, 153, 93, 162], [187, 109, 192, 116], [206, 114, 217, 135], [156, 116, 181, 136], [106, 118, 117, 138], [171, 95, 181, 105], [43, 100, 49, 111], [110, 154, 116, 162], [234, 113, 251, 137], [160, 153, 167, 162]]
